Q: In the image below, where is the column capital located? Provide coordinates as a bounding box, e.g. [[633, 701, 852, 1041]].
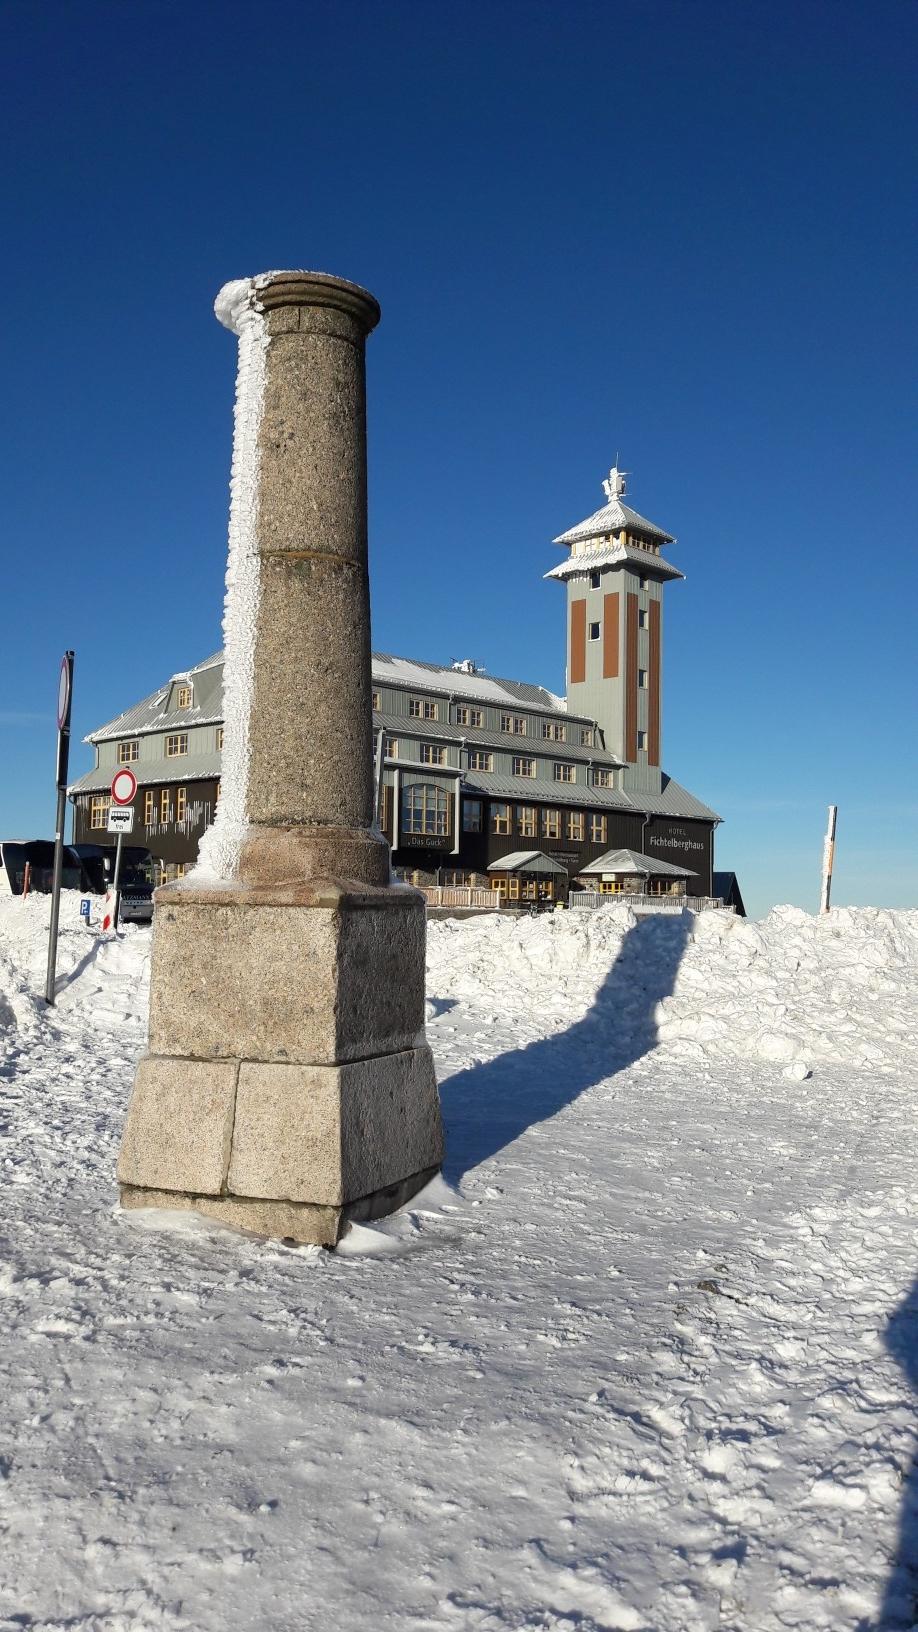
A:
[[216, 270, 380, 338]]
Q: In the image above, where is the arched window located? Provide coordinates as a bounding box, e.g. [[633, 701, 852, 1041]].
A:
[[402, 783, 449, 837]]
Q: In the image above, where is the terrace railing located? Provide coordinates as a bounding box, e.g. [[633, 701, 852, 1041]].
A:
[[569, 892, 728, 913]]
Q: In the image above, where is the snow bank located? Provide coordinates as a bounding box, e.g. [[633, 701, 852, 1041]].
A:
[[427, 903, 918, 1076]]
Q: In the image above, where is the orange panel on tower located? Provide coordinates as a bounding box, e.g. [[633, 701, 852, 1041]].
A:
[[602, 592, 619, 678], [570, 599, 587, 684]]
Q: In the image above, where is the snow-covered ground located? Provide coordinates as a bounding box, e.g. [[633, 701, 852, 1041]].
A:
[[2, 893, 918, 1631]]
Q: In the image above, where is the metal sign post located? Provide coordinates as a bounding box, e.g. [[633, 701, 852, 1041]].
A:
[[819, 804, 838, 914], [108, 769, 137, 932], [45, 651, 75, 1006]]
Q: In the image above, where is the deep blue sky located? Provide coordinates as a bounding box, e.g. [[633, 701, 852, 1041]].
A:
[[2, 0, 915, 918]]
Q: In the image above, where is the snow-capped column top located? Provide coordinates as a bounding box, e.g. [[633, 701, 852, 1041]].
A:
[[214, 270, 380, 338]]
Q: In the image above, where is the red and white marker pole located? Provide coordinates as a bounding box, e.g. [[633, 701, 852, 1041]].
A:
[[105, 767, 137, 932]]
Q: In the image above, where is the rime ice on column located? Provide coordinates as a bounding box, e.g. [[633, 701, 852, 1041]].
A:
[[194, 277, 268, 883]]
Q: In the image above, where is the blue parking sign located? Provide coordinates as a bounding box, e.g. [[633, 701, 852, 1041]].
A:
[[80, 898, 91, 920]]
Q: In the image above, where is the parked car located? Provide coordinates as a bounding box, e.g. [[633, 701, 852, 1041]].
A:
[[70, 845, 157, 924]]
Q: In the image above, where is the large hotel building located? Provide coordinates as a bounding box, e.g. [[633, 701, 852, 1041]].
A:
[[70, 467, 722, 899]]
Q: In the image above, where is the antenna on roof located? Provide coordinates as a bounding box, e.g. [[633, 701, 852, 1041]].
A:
[[451, 658, 479, 675]]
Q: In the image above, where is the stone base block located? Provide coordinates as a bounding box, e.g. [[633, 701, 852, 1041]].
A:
[[147, 879, 427, 1065], [117, 1045, 443, 1237], [120, 1164, 440, 1248]]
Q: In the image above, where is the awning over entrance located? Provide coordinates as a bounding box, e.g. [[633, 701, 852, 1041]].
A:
[[577, 847, 698, 879], [487, 850, 570, 877]]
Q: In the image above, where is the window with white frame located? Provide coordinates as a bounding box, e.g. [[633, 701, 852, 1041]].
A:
[[117, 740, 139, 764], [491, 803, 511, 835], [402, 783, 449, 836], [517, 805, 537, 838], [468, 749, 493, 771], [500, 713, 526, 735], [512, 756, 536, 778], [385, 736, 398, 757], [590, 813, 607, 843], [421, 743, 446, 766], [542, 808, 561, 840], [553, 762, 576, 783], [541, 720, 566, 742], [371, 691, 380, 710], [593, 768, 613, 788], [580, 727, 593, 746], [566, 810, 585, 842], [176, 685, 192, 709]]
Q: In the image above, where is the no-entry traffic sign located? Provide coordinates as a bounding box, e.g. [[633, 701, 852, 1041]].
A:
[[111, 767, 138, 805]]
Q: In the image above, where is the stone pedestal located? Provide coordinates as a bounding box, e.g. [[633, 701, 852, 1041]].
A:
[[118, 272, 443, 1245]]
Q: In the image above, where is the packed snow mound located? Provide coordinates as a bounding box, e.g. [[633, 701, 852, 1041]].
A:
[[427, 903, 918, 1075], [0, 892, 150, 1059]]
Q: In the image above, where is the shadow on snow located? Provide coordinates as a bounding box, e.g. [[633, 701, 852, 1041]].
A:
[[438, 910, 693, 1185], [873, 1285, 918, 1630]]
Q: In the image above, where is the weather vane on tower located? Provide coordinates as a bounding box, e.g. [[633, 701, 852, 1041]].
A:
[[602, 458, 629, 501]]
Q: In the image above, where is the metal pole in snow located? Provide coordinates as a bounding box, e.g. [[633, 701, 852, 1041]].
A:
[[819, 804, 838, 914], [45, 651, 74, 1006], [111, 830, 125, 932]]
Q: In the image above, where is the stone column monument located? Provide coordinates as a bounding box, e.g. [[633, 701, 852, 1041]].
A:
[[117, 271, 444, 1245]]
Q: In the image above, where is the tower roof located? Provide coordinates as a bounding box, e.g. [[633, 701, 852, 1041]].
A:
[[553, 465, 675, 548]]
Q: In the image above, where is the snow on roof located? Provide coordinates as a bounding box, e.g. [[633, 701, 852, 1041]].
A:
[[486, 850, 571, 875], [553, 498, 674, 548], [461, 771, 720, 823], [578, 847, 698, 878], [372, 652, 565, 714], [545, 541, 684, 584], [553, 466, 674, 548]]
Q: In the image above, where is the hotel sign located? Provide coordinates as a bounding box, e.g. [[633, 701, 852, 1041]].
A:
[[647, 825, 704, 853]]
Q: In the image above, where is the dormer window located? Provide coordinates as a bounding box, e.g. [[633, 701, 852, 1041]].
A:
[[176, 685, 192, 709]]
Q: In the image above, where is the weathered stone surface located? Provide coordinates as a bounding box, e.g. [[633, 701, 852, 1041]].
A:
[[247, 555, 376, 833], [147, 890, 427, 1065], [117, 1057, 238, 1194], [119, 1185, 343, 1247], [226, 1046, 443, 1204]]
